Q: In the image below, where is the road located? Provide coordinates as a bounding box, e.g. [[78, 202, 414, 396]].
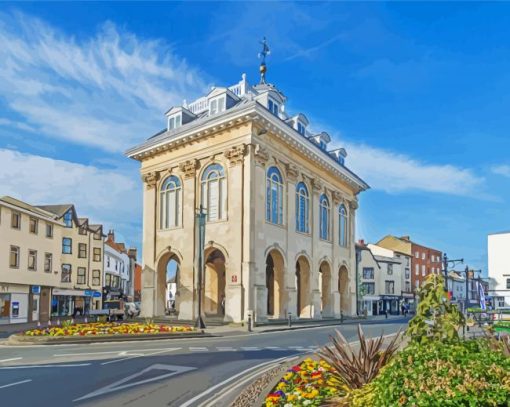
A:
[[0, 317, 408, 407]]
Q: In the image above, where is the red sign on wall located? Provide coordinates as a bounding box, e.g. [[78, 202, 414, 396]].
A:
[[231, 275, 238, 283]]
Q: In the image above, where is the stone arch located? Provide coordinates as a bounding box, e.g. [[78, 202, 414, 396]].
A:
[[338, 265, 350, 314], [156, 250, 182, 317], [319, 260, 332, 317], [264, 244, 287, 268], [266, 248, 285, 318], [295, 255, 311, 318], [203, 246, 227, 317]]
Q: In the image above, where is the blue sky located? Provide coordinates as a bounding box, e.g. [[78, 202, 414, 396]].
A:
[[1, 2, 509, 274]]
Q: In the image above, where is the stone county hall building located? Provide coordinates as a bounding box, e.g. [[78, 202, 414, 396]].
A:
[[126, 56, 369, 323]]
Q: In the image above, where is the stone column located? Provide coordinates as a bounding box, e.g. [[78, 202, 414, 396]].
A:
[[285, 163, 299, 318], [223, 144, 247, 322], [311, 178, 322, 319], [140, 171, 159, 318], [253, 144, 269, 322], [177, 159, 199, 321], [331, 191, 343, 318]]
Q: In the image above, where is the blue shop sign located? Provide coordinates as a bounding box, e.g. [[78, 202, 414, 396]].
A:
[[31, 286, 41, 294], [84, 290, 94, 296], [92, 291, 102, 298]]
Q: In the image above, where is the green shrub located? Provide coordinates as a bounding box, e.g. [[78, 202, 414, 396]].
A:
[[349, 340, 510, 406], [407, 273, 464, 344]]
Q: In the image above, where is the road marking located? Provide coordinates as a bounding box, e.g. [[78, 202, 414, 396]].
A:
[[189, 347, 208, 352], [288, 346, 305, 349], [0, 363, 91, 369], [265, 346, 283, 350], [181, 355, 293, 407], [54, 348, 176, 357], [100, 348, 181, 365], [240, 347, 260, 351], [74, 363, 196, 402], [216, 346, 236, 351], [0, 357, 22, 363], [0, 379, 32, 389]]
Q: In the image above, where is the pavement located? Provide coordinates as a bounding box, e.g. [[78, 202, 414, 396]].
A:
[[0, 316, 409, 407]]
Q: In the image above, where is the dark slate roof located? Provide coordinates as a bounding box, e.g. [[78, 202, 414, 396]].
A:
[[36, 204, 73, 217]]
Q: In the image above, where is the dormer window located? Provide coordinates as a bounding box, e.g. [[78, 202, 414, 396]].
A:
[[268, 99, 279, 116], [297, 122, 306, 136], [209, 96, 226, 115], [168, 114, 182, 131]]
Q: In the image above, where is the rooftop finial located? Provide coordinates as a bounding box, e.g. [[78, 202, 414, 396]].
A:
[[258, 37, 270, 84]]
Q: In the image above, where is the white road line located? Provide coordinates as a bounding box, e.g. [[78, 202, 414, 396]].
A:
[[240, 347, 260, 351], [181, 355, 293, 407], [100, 348, 181, 366], [0, 363, 91, 369], [54, 348, 175, 357], [0, 379, 32, 389], [288, 346, 305, 349], [0, 357, 22, 363], [189, 347, 208, 352], [216, 346, 236, 351], [265, 346, 283, 350]]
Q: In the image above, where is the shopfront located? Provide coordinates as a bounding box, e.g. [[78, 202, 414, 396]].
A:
[[0, 284, 29, 324], [381, 295, 401, 315], [51, 289, 101, 317], [361, 296, 380, 316]]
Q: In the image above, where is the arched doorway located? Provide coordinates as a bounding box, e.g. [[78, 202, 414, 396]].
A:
[[156, 253, 181, 317], [338, 265, 349, 314], [203, 249, 226, 316], [295, 256, 311, 318], [319, 262, 332, 316], [266, 249, 285, 318], [166, 258, 180, 315]]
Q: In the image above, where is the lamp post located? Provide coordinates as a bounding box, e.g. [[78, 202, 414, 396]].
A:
[[195, 205, 207, 330]]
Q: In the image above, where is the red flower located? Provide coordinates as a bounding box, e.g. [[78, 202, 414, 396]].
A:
[[291, 365, 302, 372]]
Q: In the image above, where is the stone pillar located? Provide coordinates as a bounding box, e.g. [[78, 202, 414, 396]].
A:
[[178, 159, 199, 321], [285, 164, 299, 318], [140, 171, 159, 317], [253, 144, 269, 322]]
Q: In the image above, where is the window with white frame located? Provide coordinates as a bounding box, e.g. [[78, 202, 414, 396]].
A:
[[295, 182, 309, 233], [268, 98, 279, 116], [339, 204, 348, 247], [92, 270, 101, 286], [168, 114, 182, 130], [387, 264, 393, 275], [362, 282, 375, 295], [63, 210, 73, 228], [28, 249, 37, 271], [362, 267, 374, 279], [44, 253, 52, 273], [297, 121, 305, 135], [160, 175, 182, 229], [422, 252, 426, 260], [61, 264, 71, 283], [385, 280, 395, 294], [415, 264, 419, 275], [209, 96, 226, 115], [319, 194, 330, 240], [46, 223, 53, 238], [77, 267, 86, 284], [266, 167, 284, 225], [11, 212, 21, 229], [201, 163, 227, 221], [9, 246, 19, 268], [422, 265, 426, 276]]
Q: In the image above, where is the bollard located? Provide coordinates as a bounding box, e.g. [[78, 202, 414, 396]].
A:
[[247, 313, 252, 332], [340, 311, 344, 324], [288, 312, 292, 327]]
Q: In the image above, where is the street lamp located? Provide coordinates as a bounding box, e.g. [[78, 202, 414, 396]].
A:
[[443, 253, 463, 291], [195, 205, 207, 330]]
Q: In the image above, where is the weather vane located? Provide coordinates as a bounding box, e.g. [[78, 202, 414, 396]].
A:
[[258, 37, 270, 84]]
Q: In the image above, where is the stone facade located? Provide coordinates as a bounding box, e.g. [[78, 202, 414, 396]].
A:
[[127, 74, 368, 323]]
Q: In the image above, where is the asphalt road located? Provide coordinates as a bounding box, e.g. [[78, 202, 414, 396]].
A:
[[0, 317, 409, 407]]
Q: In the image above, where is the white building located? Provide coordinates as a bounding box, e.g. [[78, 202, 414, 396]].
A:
[[103, 231, 132, 301], [488, 231, 510, 308], [447, 271, 466, 308], [356, 242, 381, 316]]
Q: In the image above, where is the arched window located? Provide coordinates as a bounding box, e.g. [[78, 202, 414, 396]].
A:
[[160, 175, 182, 229], [295, 182, 309, 233], [320, 194, 330, 240], [266, 167, 284, 225], [201, 163, 227, 221], [339, 204, 348, 247]]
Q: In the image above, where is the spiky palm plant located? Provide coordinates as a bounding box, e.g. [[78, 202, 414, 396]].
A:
[[318, 325, 402, 391]]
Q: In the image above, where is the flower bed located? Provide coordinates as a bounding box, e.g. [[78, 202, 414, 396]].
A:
[[23, 322, 193, 337], [495, 321, 510, 333], [265, 358, 340, 406]]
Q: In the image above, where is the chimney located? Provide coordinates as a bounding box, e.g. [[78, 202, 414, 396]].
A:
[[128, 248, 138, 261], [358, 239, 366, 246], [107, 229, 115, 243], [400, 235, 410, 241]]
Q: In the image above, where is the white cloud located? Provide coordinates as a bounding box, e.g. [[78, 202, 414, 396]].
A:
[[0, 148, 140, 225], [343, 142, 484, 196], [491, 164, 510, 178], [0, 12, 209, 152]]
